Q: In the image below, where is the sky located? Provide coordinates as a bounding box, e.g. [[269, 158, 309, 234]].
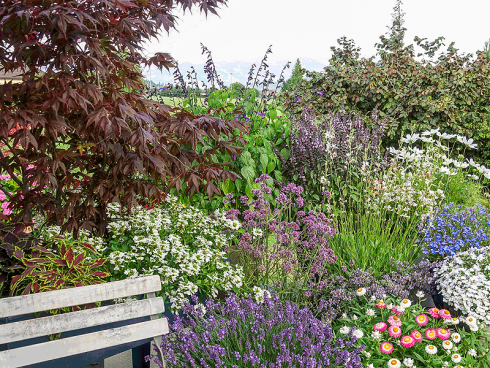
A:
[[143, 0, 490, 66]]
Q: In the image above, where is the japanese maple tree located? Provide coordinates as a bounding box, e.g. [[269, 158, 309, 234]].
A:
[[0, 0, 244, 234]]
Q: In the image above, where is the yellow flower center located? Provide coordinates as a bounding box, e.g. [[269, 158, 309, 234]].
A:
[[394, 316, 399, 321], [391, 360, 397, 365], [454, 355, 459, 359], [404, 337, 411, 342], [403, 300, 408, 304], [444, 310, 450, 315], [384, 344, 391, 349], [429, 346, 434, 350], [415, 333, 421, 338], [453, 318, 458, 321], [445, 342, 450, 345], [455, 335, 459, 339], [429, 332, 435, 337], [393, 327, 399, 332], [440, 329, 447, 334], [358, 288, 363, 292], [469, 318, 473, 322], [434, 308, 439, 313]]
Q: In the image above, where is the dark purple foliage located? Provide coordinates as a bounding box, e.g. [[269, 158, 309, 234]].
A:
[[149, 293, 365, 367]]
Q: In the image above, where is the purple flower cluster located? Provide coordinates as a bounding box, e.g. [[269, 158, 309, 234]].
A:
[[313, 259, 441, 321], [278, 107, 387, 200], [150, 293, 364, 367], [226, 175, 337, 282]]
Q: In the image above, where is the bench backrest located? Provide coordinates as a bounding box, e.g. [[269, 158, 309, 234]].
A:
[[0, 275, 168, 368]]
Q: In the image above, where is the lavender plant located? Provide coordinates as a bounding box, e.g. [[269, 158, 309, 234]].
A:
[[148, 293, 365, 367], [225, 174, 337, 305]]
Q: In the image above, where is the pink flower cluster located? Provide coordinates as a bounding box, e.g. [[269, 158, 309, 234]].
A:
[[377, 305, 453, 355]]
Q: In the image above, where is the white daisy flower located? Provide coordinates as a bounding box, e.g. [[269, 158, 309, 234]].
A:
[[451, 333, 461, 343], [468, 348, 477, 357], [451, 353, 462, 363], [356, 287, 366, 296], [387, 358, 401, 368], [425, 345, 438, 355], [443, 340, 454, 350], [416, 291, 425, 298]]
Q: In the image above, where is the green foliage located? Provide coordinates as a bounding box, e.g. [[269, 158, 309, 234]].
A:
[[9, 237, 109, 301], [282, 58, 303, 92], [281, 1, 490, 168], [327, 208, 422, 278], [171, 87, 290, 213]]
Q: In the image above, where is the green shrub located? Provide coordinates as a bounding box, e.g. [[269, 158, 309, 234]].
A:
[[281, 0, 490, 168]]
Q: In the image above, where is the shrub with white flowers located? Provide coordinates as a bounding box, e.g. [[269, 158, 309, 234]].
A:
[[435, 246, 490, 325], [106, 196, 244, 312]]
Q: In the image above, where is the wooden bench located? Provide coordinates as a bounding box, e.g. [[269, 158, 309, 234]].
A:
[[0, 275, 168, 368]]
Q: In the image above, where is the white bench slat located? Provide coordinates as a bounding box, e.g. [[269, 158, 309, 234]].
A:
[[0, 275, 161, 318], [0, 318, 169, 368], [0, 297, 165, 345]]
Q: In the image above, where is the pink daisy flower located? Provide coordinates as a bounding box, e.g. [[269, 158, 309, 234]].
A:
[[375, 301, 387, 309], [438, 309, 452, 320], [428, 308, 440, 318], [374, 322, 388, 332], [387, 315, 402, 327], [425, 328, 437, 340], [400, 335, 415, 348], [415, 314, 429, 326], [437, 328, 450, 340], [391, 306, 402, 316], [380, 341, 394, 354], [410, 330, 423, 343], [388, 325, 402, 338]]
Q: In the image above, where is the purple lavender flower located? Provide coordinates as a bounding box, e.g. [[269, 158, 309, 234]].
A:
[[149, 294, 364, 367]]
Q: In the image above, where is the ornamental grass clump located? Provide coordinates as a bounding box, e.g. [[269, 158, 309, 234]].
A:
[[333, 294, 490, 368], [105, 195, 244, 312], [435, 246, 490, 325], [225, 174, 337, 305], [418, 204, 490, 259], [150, 293, 365, 368]]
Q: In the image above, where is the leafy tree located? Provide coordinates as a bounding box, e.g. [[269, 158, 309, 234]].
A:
[[0, 0, 244, 234], [230, 82, 245, 96], [282, 59, 303, 92]]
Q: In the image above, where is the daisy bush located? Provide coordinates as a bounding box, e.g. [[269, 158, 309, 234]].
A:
[[105, 196, 244, 312], [435, 246, 490, 325], [149, 293, 365, 368], [333, 292, 490, 368], [387, 129, 490, 209], [418, 204, 490, 259]]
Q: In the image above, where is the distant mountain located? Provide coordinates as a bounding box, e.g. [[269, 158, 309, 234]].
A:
[[142, 57, 327, 88]]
